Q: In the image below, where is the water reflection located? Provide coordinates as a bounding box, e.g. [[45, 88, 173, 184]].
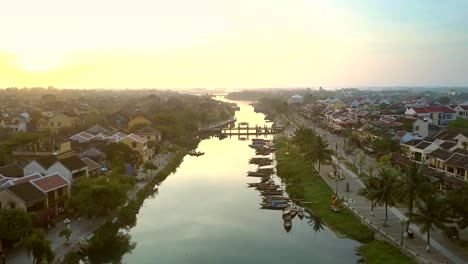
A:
[[122, 99, 359, 264]]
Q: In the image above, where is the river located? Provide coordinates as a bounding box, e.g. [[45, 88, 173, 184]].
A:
[[122, 98, 359, 264]]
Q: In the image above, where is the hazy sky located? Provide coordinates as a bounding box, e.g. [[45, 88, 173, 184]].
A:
[[1, 0, 467, 88]]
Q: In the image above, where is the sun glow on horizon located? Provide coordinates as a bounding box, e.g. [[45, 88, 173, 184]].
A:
[[1, 0, 467, 88]]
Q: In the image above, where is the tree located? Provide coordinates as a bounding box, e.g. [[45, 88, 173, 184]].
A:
[[371, 138, 400, 157], [343, 139, 357, 159], [446, 184, 468, 230], [373, 166, 400, 226], [71, 175, 132, 216], [59, 228, 72, 243], [358, 175, 379, 216], [409, 194, 452, 251], [143, 161, 158, 179], [398, 162, 431, 234], [447, 117, 468, 134], [0, 209, 33, 252], [24, 229, 54, 264], [438, 96, 450, 105], [314, 135, 333, 172]]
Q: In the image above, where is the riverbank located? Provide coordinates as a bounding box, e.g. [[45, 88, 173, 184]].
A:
[[63, 149, 187, 263], [274, 136, 416, 264]]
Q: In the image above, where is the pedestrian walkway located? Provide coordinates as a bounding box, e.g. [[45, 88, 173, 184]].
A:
[[286, 113, 467, 263]]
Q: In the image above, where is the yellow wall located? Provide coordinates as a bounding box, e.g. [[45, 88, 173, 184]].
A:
[[121, 137, 148, 162], [128, 116, 151, 129]]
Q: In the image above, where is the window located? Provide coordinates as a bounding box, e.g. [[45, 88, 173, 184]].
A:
[[414, 125, 419, 131], [147, 136, 151, 139], [132, 142, 137, 148], [447, 167, 455, 174], [50, 122, 55, 127], [9, 202, 15, 209], [58, 122, 62, 127], [58, 187, 63, 197]]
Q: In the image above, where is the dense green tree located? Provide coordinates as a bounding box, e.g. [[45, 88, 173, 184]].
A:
[[447, 117, 468, 134], [409, 194, 452, 251], [358, 175, 379, 215], [0, 209, 34, 251], [314, 135, 333, 172], [438, 96, 450, 105], [59, 228, 72, 243], [371, 138, 400, 157], [372, 167, 400, 226], [446, 184, 468, 230], [104, 142, 140, 168], [398, 163, 431, 234], [24, 229, 54, 264], [71, 175, 132, 216], [87, 224, 136, 264]]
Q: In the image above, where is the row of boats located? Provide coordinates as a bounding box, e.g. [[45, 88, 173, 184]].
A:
[[246, 138, 305, 233], [249, 138, 277, 156]]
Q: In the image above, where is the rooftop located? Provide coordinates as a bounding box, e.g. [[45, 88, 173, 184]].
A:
[[7, 182, 46, 206], [31, 173, 69, 192]]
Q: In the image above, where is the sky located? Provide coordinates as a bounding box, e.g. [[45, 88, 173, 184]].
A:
[[0, 0, 467, 89]]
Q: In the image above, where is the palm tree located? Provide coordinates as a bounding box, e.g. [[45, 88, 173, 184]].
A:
[[409, 194, 452, 251], [373, 167, 400, 226], [358, 175, 380, 216], [398, 162, 430, 234], [24, 228, 54, 264], [314, 135, 333, 172]]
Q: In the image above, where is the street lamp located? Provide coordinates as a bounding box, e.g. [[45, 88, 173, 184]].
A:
[[400, 219, 406, 245]]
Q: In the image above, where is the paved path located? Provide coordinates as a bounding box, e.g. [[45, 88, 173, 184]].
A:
[[7, 153, 174, 264], [284, 114, 468, 264]]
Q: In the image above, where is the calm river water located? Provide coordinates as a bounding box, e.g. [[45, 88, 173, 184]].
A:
[[123, 98, 359, 264]]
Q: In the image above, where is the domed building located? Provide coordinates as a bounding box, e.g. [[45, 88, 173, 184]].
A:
[[287, 95, 304, 105]]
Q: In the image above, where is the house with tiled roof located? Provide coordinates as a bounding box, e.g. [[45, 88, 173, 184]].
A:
[[0, 164, 24, 178], [120, 133, 150, 162], [0, 182, 46, 212], [405, 106, 456, 127], [23, 155, 88, 183], [136, 126, 162, 142], [453, 105, 468, 119], [86, 124, 113, 135], [31, 173, 70, 215], [427, 148, 468, 190], [81, 157, 100, 177]]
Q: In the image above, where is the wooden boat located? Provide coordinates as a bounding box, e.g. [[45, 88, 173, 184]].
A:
[[188, 150, 205, 156], [263, 196, 291, 202], [257, 168, 274, 174], [247, 181, 274, 187], [256, 185, 279, 191], [260, 190, 283, 196], [247, 171, 270, 177], [297, 207, 305, 220], [290, 207, 298, 219], [283, 221, 292, 233], [260, 204, 289, 210]]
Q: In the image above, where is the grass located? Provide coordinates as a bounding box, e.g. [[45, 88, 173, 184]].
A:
[[276, 139, 374, 243], [359, 241, 416, 264], [275, 136, 416, 263]]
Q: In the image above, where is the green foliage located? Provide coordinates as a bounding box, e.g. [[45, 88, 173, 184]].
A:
[[372, 138, 400, 157], [290, 127, 333, 171], [63, 252, 81, 264], [370, 166, 401, 225], [0, 209, 33, 242], [438, 96, 450, 105], [71, 174, 133, 216], [275, 136, 374, 243], [59, 228, 72, 243], [87, 224, 136, 264], [447, 117, 468, 134], [0, 132, 48, 165], [359, 240, 416, 264], [104, 142, 140, 168], [24, 228, 54, 264], [409, 194, 452, 246], [446, 184, 468, 229]]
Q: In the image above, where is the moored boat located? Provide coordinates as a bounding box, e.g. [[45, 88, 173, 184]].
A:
[[297, 207, 305, 220], [260, 190, 283, 196]]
